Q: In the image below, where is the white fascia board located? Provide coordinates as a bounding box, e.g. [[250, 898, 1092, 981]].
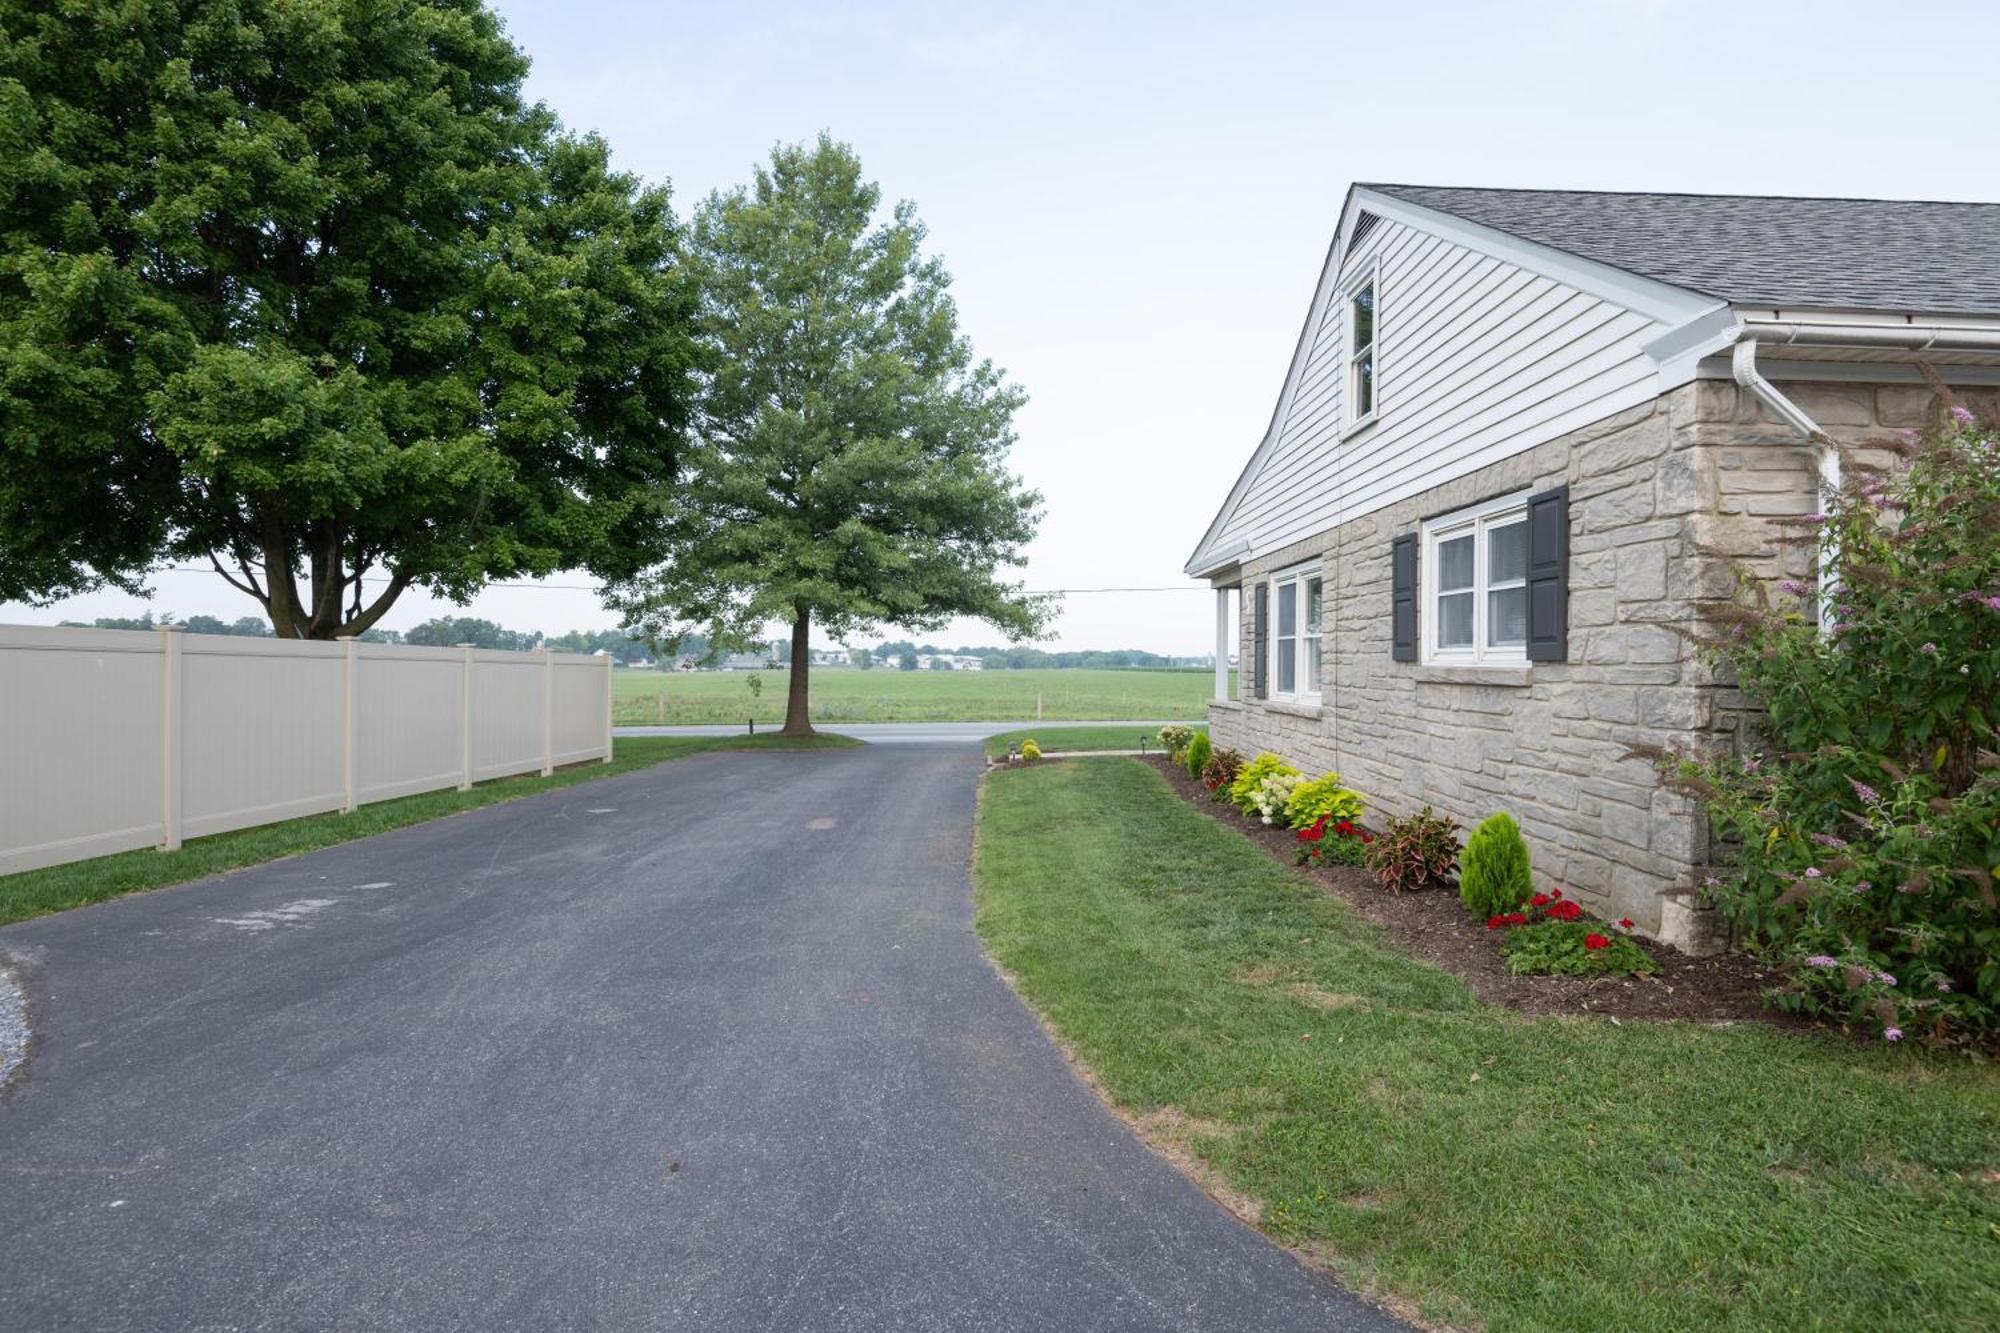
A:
[[1186, 187, 1369, 576]]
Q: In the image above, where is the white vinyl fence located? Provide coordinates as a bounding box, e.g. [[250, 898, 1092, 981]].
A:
[[0, 624, 613, 876]]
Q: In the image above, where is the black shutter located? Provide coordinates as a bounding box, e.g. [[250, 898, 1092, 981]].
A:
[[1525, 485, 1569, 662], [1252, 582, 1268, 699], [1390, 535, 1418, 662]]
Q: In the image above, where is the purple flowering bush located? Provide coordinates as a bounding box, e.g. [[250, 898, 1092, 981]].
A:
[[1668, 408, 1999, 1043]]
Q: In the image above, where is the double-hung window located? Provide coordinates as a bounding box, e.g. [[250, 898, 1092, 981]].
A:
[[1269, 565, 1324, 702], [1344, 262, 1378, 432], [1422, 493, 1530, 665]]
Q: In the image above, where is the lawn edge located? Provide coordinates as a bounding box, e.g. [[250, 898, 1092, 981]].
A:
[[969, 763, 1439, 1333]]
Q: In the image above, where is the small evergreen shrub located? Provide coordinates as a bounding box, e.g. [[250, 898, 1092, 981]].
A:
[[1229, 752, 1299, 814], [1363, 806, 1460, 893], [1285, 773, 1365, 830], [1184, 731, 1212, 781], [1459, 812, 1534, 918]]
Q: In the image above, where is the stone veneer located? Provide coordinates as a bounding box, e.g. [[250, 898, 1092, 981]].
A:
[[1208, 377, 1947, 935]]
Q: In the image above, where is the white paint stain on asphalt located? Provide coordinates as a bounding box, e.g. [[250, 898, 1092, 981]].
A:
[[809, 818, 835, 831], [353, 882, 395, 890], [212, 898, 340, 932], [584, 808, 618, 815]]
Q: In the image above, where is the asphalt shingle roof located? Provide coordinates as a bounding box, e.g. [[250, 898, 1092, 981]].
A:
[[1364, 185, 2000, 317]]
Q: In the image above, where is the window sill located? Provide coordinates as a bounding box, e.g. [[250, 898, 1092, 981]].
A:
[[1208, 699, 1245, 712], [1258, 697, 1323, 719], [1415, 664, 1533, 688], [1340, 414, 1378, 441]]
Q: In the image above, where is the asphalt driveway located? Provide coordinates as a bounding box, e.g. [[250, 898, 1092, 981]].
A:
[[0, 744, 1396, 1331]]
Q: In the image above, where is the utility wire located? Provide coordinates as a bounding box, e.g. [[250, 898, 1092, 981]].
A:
[[145, 566, 1202, 595]]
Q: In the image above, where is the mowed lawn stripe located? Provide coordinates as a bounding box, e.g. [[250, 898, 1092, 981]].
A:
[[614, 666, 1226, 725], [973, 759, 2000, 1333]]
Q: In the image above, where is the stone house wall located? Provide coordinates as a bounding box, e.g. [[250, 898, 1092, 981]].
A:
[[1208, 377, 1925, 934]]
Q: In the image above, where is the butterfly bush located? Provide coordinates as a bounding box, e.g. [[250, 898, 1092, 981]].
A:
[[1665, 411, 2000, 1042]]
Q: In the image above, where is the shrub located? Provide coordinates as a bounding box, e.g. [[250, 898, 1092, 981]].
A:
[[1229, 752, 1299, 814], [1201, 748, 1244, 800], [1501, 920, 1657, 977], [1459, 812, 1534, 918], [1364, 806, 1460, 893], [1018, 738, 1041, 762], [1158, 723, 1196, 762], [1296, 816, 1373, 868], [1184, 731, 1212, 781], [1661, 412, 2000, 1042], [1249, 772, 1304, 825], [1284, 773, 1365, 831]]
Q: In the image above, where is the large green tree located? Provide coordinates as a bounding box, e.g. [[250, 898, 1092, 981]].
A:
[[0, 0, 694, 636], [608, 135, 1046, 735]]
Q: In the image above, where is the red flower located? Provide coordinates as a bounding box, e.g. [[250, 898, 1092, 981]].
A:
[[1486, 915, 1504, 930], [1617, 918, 1635, 930], [1334, 820, 1356, 836], [1548, 900, 1581, 921], [1584, 933, 1610, 950], [1530, 893, 1551, 907], [1551, 888, 1564, 900], [1504, 912, 1528, 926], [1298, 823, 1325, 843]]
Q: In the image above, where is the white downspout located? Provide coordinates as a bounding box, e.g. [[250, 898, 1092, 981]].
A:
[[1731, 338, 1839, 629]]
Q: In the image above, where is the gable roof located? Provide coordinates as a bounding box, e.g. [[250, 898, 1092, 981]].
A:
[[1365, 184, 2000, 317]]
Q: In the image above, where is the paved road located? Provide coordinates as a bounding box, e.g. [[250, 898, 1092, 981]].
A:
[[614, 719, 1197, 745], [0, 745, 1395, 1332]]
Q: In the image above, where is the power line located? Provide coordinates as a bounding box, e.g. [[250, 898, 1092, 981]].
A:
[[146, 566, 1204, 595]]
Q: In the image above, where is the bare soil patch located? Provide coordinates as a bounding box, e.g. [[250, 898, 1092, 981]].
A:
[[1145, 756, 1802, 1027]]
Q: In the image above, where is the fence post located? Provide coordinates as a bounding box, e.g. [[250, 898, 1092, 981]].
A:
[[342, 638, 358, 813], [459, 644, 474, 791], [159, 624, 183, 852], [602, 654, 614, 763], [540, 646, 555, 776]]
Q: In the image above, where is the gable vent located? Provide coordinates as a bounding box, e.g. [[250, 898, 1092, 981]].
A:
[[1349, 210, 1382, 250]]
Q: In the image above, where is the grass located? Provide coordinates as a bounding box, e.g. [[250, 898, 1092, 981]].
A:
[[614, 665, 1226, 725], [0, 732, 858, 929], [974, 759, 2000, 1333], [981, 724, 1207, 759]]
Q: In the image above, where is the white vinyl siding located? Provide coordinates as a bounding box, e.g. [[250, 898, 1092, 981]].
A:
[[1207, 216, 1667, 560]]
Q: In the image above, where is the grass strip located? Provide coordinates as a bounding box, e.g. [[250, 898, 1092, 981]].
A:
[[981, 723, 1205, 759], [974, 758, 2000, 1332], [0, 732, 858, 928]]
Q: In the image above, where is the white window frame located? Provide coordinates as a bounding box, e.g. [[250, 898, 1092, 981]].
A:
[[1421, 491, 1531, 667], [1268, 562, 1324, 704], [1342, 259, 1379, 435]]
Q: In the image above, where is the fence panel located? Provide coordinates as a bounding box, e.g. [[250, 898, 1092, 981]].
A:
[[0, 625, 613, 877]]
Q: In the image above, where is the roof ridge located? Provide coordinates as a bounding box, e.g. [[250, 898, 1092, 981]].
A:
[[1361, 182, 2000, 209]]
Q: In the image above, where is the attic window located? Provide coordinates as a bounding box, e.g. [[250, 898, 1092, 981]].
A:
[[1345, 260, 1378, 431]]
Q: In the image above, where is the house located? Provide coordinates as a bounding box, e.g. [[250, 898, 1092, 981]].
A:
[[1185, 185, 2000, 942], [918, 654, 986, 671]]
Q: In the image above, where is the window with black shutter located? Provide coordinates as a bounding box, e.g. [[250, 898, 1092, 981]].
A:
[[1252, 582, 1269, 698]]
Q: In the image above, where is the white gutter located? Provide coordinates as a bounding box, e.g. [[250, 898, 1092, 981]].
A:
[[1737, 316, 2000, 352], [1730, 338, 1838, 629]]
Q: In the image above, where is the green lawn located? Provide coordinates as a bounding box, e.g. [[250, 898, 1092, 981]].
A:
[[974, 759, 2000, 1333], [0, 733, 857, 928], [981, 724, 1206, 759], [615, 665, 1225, 725]]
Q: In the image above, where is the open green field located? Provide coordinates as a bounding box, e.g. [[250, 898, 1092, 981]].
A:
[[615, 666, 1226, 725], [0, 733, 857, 928], [975, 759, 2000, 1332]]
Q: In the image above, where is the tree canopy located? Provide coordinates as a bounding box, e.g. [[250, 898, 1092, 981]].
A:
[[606, 135, 1046, 733], [0, 0, 695, 637]]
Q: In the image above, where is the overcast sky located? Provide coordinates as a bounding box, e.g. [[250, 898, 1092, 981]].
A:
[[9, 0, 1998, 653]]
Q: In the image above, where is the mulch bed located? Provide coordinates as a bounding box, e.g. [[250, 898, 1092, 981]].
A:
[[1145, 756, 1804, 1027]]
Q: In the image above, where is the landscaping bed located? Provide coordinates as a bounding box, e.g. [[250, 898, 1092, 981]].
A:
[[975, 758, 2000, 1332], [1145, 755, 1795, 1027]]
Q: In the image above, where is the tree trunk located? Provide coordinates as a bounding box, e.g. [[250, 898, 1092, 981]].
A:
[[780, 605, 814, 736]]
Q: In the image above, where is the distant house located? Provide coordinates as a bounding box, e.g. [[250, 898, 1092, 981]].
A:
[[1185, 184, 2000, 943], [918, 654, 985, 671]]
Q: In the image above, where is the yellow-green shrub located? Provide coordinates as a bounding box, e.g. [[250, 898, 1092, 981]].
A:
[[1229, 752, 1298, 814], [1285, 774, 1365, 830]]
